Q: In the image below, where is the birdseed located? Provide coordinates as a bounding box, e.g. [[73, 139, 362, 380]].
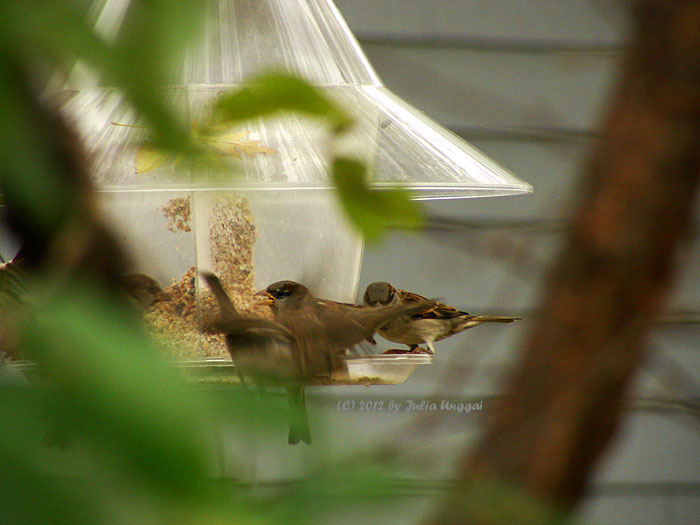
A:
[[143, 195, 271, 357]]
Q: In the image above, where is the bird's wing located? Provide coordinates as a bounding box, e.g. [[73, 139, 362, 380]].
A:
[[396, 289, 429, 304], [417, 302, 469, 320], [312, 300, 378, 350], [394, 288, 466, 320]]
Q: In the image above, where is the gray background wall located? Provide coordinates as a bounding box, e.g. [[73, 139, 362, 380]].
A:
[[332, 1, 700, 523]]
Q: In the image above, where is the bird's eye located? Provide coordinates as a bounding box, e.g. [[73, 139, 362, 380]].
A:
[[276, 288, 292, 298]]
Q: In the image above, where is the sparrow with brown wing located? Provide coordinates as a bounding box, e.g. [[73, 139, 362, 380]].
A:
[[257, 280, 435, 376], [202, 272, 310, 445], [363, 281, 521, 354]]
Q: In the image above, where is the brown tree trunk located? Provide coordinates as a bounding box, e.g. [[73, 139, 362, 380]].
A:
[[431, 1, 700, 522]]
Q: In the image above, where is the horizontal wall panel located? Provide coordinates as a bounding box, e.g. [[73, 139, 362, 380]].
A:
[[335, 0, 630, 46], [361, 44, 621, 132]]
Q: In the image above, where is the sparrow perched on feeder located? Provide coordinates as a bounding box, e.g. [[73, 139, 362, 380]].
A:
[[257, 280, 435, 377], [122, 273, 171, 309], [363, 281, 521, 354], [202, 272, 311, 445]]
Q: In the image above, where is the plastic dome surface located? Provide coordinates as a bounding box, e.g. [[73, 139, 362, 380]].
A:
[[61, 0, 532, 198]]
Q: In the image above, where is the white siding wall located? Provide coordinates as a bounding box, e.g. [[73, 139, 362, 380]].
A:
[[334, 1, 700, 523]]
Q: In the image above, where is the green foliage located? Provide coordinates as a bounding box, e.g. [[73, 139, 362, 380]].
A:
[[20, 279, 209, 496], [0, 0, 203, 150], [0, 54, 76, 232], [213, 72, 353, 134], [332, 157, 424, 242], [0, 1, 429, 523], [1, 279, 222, 522]]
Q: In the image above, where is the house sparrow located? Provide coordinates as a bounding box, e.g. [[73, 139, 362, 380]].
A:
[[201, 272, 310, 444], [363, 281, 521, 354], [122, 273, 171, 309], [257, 280, 434, 376]]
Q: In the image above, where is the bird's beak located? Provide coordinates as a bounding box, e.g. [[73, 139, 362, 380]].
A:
[[156, 291, 173, 301], [254, 289, 275, 306], [154, 291, 172, 303]]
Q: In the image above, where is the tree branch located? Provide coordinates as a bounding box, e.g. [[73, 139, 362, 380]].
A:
[[430, 2, 700, 522]]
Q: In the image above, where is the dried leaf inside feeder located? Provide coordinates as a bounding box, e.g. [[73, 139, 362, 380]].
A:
[[132, 127, 275, 173], [135, 143, 170, 173], [205, 130, 276, 158]]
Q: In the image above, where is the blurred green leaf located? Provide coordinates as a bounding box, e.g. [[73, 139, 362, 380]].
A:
[[18, 277, 211, 501], [0, 0, 204, 151], [0, 1, 440, 522], [0, 2, 114, 70], [243, 460, 427, 525], [213, 72, 354, 133], [0, 386, 113, 524], [0, 0, 207, 235], [332, 156, 423, 241], [0, 54, 78, 233], [109, 0, 206, 150]]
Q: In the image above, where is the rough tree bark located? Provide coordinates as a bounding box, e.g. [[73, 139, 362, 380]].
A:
[[431, 2, 700, 522]]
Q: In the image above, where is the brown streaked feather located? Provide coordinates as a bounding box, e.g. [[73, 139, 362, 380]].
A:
[[467, 315, 520, 324], [415, 303, 468, 320], [396, 289, 429, 304], [395, 289, 469, 320]]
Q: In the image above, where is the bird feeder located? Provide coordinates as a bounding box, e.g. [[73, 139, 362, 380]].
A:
[[56, 0, 532, 369]]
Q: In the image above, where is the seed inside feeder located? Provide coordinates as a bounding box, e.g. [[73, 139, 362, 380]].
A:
[[143, 195, 271, 357]]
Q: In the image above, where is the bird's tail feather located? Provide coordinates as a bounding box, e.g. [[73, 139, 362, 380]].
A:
[[286, 386, 311, 445], [467, 315, 522, 324], [201, 272, 240, 322]]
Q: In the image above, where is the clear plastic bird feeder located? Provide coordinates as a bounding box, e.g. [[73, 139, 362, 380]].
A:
[[57, 0, 532, 360]]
